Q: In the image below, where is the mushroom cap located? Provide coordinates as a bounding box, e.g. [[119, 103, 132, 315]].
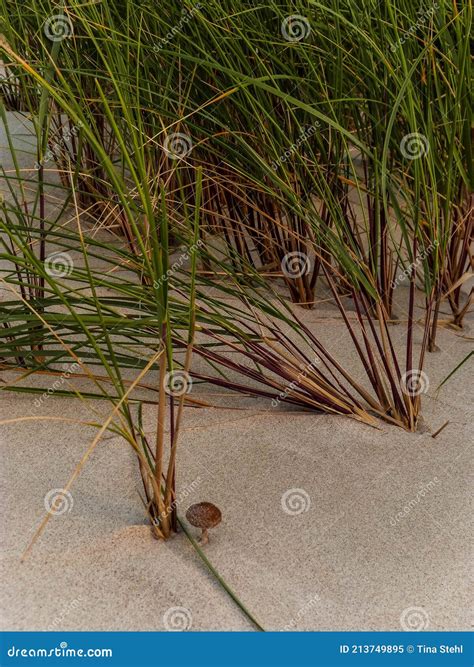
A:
[[186, 502, 222, 529]]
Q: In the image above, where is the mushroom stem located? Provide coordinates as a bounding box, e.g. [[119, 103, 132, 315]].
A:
[[200, 528, 209, 545]]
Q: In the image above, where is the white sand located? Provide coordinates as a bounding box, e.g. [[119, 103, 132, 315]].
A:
[[1, 311, 472, 631]]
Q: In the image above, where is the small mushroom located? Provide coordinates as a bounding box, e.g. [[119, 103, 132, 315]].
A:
[[186, 502, 222, 545]]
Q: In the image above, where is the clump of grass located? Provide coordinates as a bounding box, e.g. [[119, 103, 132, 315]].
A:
[[1, 2, 472, 481], [3, 0, 472, 436]]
